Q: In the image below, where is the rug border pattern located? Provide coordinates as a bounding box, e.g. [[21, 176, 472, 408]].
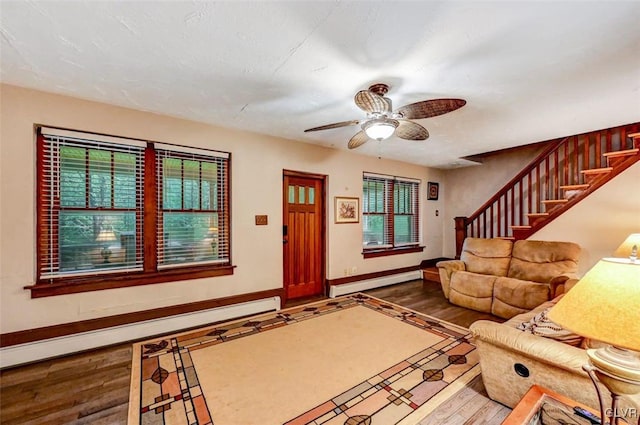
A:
[[129, 293, 479, 425]]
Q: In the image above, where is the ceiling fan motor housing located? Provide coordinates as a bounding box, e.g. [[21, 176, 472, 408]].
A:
[[368, 83, 390, 96]]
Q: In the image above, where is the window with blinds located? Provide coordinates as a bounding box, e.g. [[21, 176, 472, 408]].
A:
[[156, 145, 229, 268], [39, 130, 145, 278], [362, 173, 420, 249], [36, 127, 232, 290]]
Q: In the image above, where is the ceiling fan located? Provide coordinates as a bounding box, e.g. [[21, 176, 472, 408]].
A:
[[304, 83, 466, 149]]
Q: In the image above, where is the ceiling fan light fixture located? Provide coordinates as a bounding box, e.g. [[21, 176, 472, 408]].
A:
[[362, 118, 399, 141]]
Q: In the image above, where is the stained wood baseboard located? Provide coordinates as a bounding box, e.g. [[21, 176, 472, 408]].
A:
[[1, 289, 283, 368], [327, 265, 420, 286], [1, 288, 283, 348]]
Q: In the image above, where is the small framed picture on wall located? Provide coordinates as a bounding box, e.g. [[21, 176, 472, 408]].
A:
[[427, 182, 439, 200], [335, 196, 359, 223]]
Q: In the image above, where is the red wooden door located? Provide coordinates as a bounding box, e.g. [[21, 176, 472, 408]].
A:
[[283, 171, 325, 300]]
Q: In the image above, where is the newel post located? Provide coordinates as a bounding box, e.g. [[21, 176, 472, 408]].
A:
[[454, 217, 468, 259]]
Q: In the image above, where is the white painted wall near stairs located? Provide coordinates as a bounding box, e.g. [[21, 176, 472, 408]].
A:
[[531, 161, 639, 275]]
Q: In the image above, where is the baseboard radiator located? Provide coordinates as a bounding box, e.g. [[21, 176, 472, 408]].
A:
[[0, 296, 280, 369], [329, 271, 421, 298]]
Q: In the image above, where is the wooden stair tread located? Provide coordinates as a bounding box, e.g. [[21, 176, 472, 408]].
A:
[[527, 213, 549, 217], [510, 225, 532, 229], [421, 267, 441, 284], [541, 199, 569, 205], [628, 132, 640, 138], [580, 167, 613, 175], [560, 184, 590, 190], [602, 148, 639, 158]]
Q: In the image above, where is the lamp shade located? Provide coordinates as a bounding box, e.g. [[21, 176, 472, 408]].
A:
[[613, 233, 640, 259], [547, 259, 640, 351], [96, 229, 117, 242]]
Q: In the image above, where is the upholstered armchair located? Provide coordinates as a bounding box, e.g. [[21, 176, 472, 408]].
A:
[[470, 279, 640, 421]]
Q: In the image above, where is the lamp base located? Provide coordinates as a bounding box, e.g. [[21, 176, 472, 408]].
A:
[[588, 347, 640, 395], [101, 246, 112, 264], [584, 346, 640, 425]]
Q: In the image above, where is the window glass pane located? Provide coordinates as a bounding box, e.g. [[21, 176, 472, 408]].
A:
[[394, 215, 412, 244], [114, 152, 137, 209], [395, 183, 412, 214], [60, 146, 86, 207], [364, 181, 385, 213], [288, 185, 295, 204], [201, 162, 217, 210], [89, 149, 112, 208], [363, 215, 385, 247], [308, 187, 315, 204], [161, 212, 219, 265], [163, 158, 182, 210], [183, 160, 200, 209], [59, 211, 136, 272], [298, 186, 305, 204]]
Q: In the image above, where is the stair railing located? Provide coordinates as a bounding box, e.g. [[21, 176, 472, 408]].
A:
[[454, 123, 640, 257]]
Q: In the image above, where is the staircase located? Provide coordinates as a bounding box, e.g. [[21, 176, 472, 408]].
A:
[[454, 122, 640, 257]]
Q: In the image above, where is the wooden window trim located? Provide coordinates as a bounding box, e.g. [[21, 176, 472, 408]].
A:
[[26, 265, 235, 298], [32, 127, 232, 298], [362, 173, 420, 252], [362, 245, 424, 259]]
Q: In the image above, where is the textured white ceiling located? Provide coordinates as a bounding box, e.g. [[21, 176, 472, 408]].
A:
[[1, 1, 639, 168]]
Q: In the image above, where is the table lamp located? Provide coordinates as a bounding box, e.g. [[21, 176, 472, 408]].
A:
[[547, 258, 640, 425], [613, 233, 640, 263], [96, 229, 117, 263], [206, 226, 218, 253]]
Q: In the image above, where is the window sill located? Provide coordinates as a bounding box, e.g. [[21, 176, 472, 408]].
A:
[[362, 245, 424, 259], [26, 264, 235, 298]]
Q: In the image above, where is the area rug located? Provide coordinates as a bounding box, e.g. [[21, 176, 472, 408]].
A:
[[128, 293, 480, 425]]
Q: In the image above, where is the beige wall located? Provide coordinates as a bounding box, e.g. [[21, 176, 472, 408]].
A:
[[2, 84, 635, 335], [0, 84, 445, 333], [442, 145, 547, 256]]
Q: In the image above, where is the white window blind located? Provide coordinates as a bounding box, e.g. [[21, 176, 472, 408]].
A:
[[39, 131, 145, 278], [155, 147, 230, 268]]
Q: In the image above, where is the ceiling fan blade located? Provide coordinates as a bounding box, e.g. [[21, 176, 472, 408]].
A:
[[348, 131, 369, 149], [304, 120, 360, 132], [354, 90, 391, 114], [396, 98, 466, 120], [396, 120, 429, 140]]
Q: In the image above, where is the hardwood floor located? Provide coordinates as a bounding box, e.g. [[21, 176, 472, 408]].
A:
[[365, 278, 504, 329], [0, 279, 510, 424]]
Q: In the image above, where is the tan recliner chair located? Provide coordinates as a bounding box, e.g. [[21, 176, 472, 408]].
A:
[[437, 238, 581, 319], [470, 280, 640, 421]]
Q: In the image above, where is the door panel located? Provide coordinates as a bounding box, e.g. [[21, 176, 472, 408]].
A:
[[283, 172, 325, 300]]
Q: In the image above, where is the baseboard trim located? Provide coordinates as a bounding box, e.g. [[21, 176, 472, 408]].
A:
[[1, 292, 282, 369], [1, 288, 283, 348], [419, 257, 452, 268], [327, 265, 420, 286], [329, 271, 421, 297]]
